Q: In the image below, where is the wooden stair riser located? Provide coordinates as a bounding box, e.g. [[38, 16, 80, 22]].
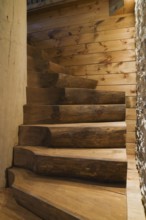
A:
[[23, 104, 126, 124], [19, 125, 126, 148], [13, 148, 127, 183], [27, 87, 125, 105], [27, 72, 97, 89], [28, 56, 46, 72]]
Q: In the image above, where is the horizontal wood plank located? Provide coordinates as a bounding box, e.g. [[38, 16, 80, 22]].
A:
[[96, 85, 136, 96], [43, 39, 135, 58], [35, 27, 135, 49], [87, 73, 136, 85], [126, 108, 136, 120], [56, 50, 135, 66]]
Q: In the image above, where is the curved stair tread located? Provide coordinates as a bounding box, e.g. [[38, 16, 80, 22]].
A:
[[14, 146, 127, 161], [8, 168, 127, 220], [14, 146, 127, 183]]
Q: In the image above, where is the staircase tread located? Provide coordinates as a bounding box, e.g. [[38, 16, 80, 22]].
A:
[[21, 121, 126, 128], [9, 168, 127, 220], [15, 146, 127, 162]]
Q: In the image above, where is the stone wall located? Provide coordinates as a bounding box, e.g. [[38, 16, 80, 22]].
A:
[[135, 0, 146, 209], [0, 0, 27, 187]]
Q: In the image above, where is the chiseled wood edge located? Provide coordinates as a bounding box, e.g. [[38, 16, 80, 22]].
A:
[[13, 147, 127, 183]]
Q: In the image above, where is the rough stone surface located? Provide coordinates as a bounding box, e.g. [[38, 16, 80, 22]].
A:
[[135, 0, 146, 210]]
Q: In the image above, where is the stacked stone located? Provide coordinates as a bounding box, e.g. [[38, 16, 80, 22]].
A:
[[135, 0, 146, 210]]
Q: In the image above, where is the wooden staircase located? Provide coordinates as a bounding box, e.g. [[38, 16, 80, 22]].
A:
[[8, 44, 127, 220]]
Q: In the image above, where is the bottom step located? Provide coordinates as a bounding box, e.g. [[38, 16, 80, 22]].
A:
[[8, 168, 127, 220]]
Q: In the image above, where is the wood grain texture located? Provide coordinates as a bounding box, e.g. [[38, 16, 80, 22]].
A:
[[68, 61, 136, 76], [23, 104, 126, 124], [0, 189, 41, 220], [27, 87, 125, 105], [29, 15, 135, 43], [28, 0, 136, 154], [13, 146, 127, 183], [87, 73, 136, 86], [96, 85, 136, 96], [8, 168, 127, 220], [27, 72, 97, 88], [27, 71, 97, 89], [19, 122, 126, 148], [35, 28, 135, 49]]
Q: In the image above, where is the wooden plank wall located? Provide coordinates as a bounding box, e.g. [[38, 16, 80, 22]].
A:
[[28, 0, 136, 155]]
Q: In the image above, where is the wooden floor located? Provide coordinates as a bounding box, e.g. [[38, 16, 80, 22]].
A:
[[0, 155, 145, 220]]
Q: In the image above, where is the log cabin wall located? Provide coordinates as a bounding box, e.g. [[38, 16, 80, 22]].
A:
[[27, 0, 136, 155]]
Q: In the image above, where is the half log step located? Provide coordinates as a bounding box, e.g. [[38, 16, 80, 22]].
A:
[[27, 71, 97, 89], [27, 87, 125, 105], [23, 104, 125, 124], [13, 146, 127, 183], [28, 44, 72, 74], [8, 168, 127, 220], [18, 122, 126, 148]]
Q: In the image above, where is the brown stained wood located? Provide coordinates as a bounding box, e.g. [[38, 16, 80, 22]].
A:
[[126, 143, 136, 155], [48, 61, 67, 74], [55, 50, 135, 66], [43, 39, 135, 59], [126, 132, 136, 143], [86, 39, 135, 54], [126, 120, 136, 132], [27, 87, 65, 104], [19, 122, 126, 148], [87, 73, 136, 86], [13, 146, 127, 183], [28, 1, 109, 33], [126, 96, 136, 108], [27, 44, 37, 57], [28, 0, 79, 11], [85, 61, 136, 75], [35, 27, 135, 49], [27, 87, 125, 105], [126, 108, 136, 120], [23, 104, 126, 124], [0, 189, 41, 220], [8, 168, 127, 220], [28, 15, 134, 43], [96, 85, 136, 96], [27, 72, 97, 89], [68, 61, 136, 76]]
